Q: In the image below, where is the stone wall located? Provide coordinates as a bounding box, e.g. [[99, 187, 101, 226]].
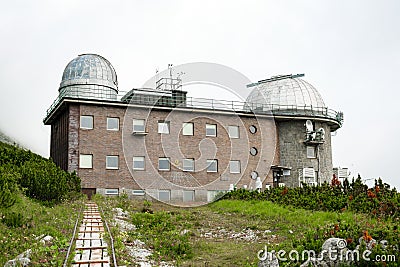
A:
[[277, 119, 333, 187]]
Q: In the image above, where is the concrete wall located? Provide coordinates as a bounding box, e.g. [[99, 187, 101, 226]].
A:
[[277, 119, 333, 187]]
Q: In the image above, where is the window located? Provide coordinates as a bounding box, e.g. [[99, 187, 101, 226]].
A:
[[132, 190, 145, 196], [228, 125, 239, 138], [105, 189, 119, 195], [206, 124, 217, 137], [206, 159, 218, 172], [250, 147, 258, 156], [106, 155, 119, 169], [229, 160, 241, 173], [182, 122, 194, 135], [107, 117, 119, 131], [79, 154, 93, 169], [183, 158, 194, 172], [183, 190, 195, 202], [158, 157, 170, 171], [249, 125, 257, 134], [133, 156, 145, 170], [133, 119, 145, 132], [158, 121, 170, 134], [80, 115, 93, 129], [158, 190, 171, 201], [307, 146, 316, 158]]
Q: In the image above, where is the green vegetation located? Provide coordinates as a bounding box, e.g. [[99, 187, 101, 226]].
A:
[[96, 178, 399, 266], [0, 142, 81, 205], [0, 141, 84, 265], [223, 176, 400, 218]]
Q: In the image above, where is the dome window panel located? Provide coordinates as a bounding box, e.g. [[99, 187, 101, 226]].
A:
[[107, 117, 119, 131], [228, 125, 239, 139]]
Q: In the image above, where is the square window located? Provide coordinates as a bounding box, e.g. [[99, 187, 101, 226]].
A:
[[206, 159, 218, 173], [133, 156, 145, 170], [158, 190, 171, 201], [158, 121, 170, 134], [106, 155, 119, 169], [206, 124, 217, 137], [228, 125, 239, 138], [105, 188, 119, 195], [182, 122, 194, 136], [307, 146, 316, 158], [107, 117, 119, 131], [229, 160, 241, 173], [79, 154, 93, 169], [183, 158, 194, 172], [133, 119, 145, 132], [158, 157, 170, 171], [183, 190, 195, 202], [80, 115, 93, 129]]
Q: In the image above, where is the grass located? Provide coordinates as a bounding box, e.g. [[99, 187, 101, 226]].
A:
[[95, 197, 399, 266], [0, 194, 84, 266]]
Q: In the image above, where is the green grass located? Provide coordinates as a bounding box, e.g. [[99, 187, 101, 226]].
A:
[[95, 197, 399, 266], [0, 194, 84, 266]]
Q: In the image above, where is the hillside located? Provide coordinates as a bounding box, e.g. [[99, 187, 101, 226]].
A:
[[0, 130, 16, 146]]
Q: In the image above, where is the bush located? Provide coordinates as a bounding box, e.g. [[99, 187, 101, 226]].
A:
[[0, 141, 81, 204], [222, 176, 400, 219], [0, 166, 19, 209]]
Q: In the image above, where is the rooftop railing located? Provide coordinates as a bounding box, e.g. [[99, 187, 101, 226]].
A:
[[45, 87, 343, 126]]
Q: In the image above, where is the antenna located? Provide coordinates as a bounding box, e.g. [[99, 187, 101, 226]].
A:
[[305, 120, 314, 132]]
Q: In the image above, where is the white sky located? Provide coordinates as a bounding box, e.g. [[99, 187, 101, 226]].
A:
[[1, 0, 399, 188]]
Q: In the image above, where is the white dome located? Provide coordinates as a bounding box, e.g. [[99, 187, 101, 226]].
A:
[[246, 74, 325, 108]]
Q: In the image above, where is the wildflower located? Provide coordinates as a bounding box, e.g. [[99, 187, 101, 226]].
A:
[[363, 230, 373, 242], [334, 224, 339, 231], [346, 238, 353, 244], [348, 195, 353, 201]]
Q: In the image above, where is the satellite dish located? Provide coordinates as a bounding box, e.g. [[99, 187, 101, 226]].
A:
[[305, 120, 314, 132]]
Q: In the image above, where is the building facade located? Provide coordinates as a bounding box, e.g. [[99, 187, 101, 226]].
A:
[[44, 54, 343, 204]]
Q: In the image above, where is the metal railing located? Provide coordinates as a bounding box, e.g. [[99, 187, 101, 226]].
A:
[[45, 88, 343, 126]]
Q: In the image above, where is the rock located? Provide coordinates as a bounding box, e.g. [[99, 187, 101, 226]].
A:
[[258, 251, 279, 267], [40, 235, 54, 245], [289, 230, 294, 234], [380, 240, 388, 249], [4, 257, 30, 267]]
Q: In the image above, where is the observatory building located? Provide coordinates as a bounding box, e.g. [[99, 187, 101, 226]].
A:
[[44, 54, 343, 203]]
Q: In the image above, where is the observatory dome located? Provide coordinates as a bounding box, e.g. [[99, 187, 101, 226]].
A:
[[58, 54, 118, 100], [246, 74, 325, 109]]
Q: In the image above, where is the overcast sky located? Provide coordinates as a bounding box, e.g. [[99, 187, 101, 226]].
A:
[[1, 0, 399, 188]]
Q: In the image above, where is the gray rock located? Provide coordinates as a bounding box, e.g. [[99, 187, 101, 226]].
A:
[[258, 251, 279, 267]]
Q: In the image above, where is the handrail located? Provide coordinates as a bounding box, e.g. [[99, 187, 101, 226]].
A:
[[45, 88, 343, 126]]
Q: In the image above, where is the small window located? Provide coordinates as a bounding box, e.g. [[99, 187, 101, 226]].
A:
[[250, 147, 258, 156], [183, 190, 195, 202], [229, 160, 241, 174], [206, 124, 217, 137], [158, 157, 170, 171], [133, 119, 145, 132], [106, 155, 119, 169], [79, 154, 93, 169], [182, 122, 194, 136], [105, 189, 119, 195], [80, 115, 93, 129], [228, 125, 239, 138], [158, 190, 171, 201], [183, 158, 194, 172], [249, 125, 257, 134], [307, 146, 316, 158], [107, 117, 119, 131], [158, 121, 170, 134], [251, 171, 258, 180], [133, 156, 145, 170], [206, 159, 218, 173], [132, 190, 145, 196]]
